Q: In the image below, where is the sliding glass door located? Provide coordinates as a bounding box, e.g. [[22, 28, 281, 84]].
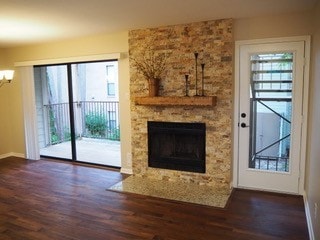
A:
[[34, 61, 121, 167]]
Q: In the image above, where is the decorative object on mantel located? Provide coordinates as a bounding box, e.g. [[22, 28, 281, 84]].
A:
[[148, 78, 160, 97], [201, 63, 205, 96], [194, 52, 200, 96], [131, 44, 169, 97], [0, 70, 14, 88], [185, 74, 189, 96], [191, 52, 206, 96]]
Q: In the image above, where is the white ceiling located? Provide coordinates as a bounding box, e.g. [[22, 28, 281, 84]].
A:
[[0, 0, 318, 48]]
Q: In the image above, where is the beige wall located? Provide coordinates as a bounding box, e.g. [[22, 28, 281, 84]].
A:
[[0, 49, 14, 155], [2, 31, 132, 170], [306, 2, 320, 238], [4, 32, 128, 61], [0, 88, 12, 154], [0, 49, 6, 66], [234, 11, 313, 41]]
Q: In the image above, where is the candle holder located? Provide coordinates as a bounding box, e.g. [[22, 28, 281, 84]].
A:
[[201, 63, 205, 96], [194, 52, 199, 96], [185, 74, 189, 96]]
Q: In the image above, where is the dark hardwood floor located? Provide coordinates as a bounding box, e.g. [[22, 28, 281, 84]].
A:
[[0, 157, 309, 240]]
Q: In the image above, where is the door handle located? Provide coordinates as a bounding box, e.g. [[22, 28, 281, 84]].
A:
[[240, 123, 249, 128]]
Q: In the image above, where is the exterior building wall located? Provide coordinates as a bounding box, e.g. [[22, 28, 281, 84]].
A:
[[83, 61, 119, 102]]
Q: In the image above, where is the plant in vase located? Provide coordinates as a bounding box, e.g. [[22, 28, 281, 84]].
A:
[[131, 46, 168, 97]]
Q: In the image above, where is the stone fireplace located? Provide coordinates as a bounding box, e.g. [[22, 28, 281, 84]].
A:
[[148, 121, 206, 173], [129, 19, 233, 189]]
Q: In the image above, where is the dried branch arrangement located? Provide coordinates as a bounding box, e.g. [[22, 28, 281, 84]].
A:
[[131, 47, 168, 80], [130, 30, 175, 81]]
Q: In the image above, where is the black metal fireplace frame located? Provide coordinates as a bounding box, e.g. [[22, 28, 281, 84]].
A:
[[147, 121, 206, 173]]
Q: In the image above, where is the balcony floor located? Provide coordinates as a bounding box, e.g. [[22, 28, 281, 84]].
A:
[[40, 138, 121, 167]]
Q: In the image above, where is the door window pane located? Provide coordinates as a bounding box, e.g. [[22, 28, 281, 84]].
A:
[[249, 53, 293, 172]]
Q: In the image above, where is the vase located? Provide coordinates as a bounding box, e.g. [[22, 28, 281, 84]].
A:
[[148, 78, 160, 97]]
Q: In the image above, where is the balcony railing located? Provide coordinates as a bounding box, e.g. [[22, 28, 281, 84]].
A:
[[44, 101, 120, 145]]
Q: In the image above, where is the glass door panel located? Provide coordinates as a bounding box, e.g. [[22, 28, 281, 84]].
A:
[[249, 53, 293, 172], [34, 65, 72, 160], [71, 61, 121, 167]]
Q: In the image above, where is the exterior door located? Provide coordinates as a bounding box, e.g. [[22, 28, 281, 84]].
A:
[[237, 40, 306, 194]]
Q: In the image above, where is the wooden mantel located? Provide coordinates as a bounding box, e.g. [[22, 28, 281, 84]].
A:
[[134, 96, 217, 107]]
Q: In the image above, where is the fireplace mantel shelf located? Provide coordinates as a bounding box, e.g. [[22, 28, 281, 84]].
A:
[[134, 96, 217, 107]]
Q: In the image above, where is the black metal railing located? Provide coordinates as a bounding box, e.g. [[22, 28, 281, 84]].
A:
[[44, 101, 120, 145], [80, 101, 120, 140], [253, 155, 289, 172], [45, 102, 71, 145]]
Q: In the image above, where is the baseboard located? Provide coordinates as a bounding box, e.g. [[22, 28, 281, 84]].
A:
[[230, 180, 236, 189], [0, 153, 13, 159], [11, 152, 25, 158], [0, 152, 25, 159], [303, 191, 315, 240], [120, 167, 133, 175]]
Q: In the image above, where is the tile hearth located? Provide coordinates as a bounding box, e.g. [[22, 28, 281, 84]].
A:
[[108, 176, 231, 208]]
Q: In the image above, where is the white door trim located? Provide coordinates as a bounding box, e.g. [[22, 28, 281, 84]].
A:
[[233, 36, 310, 194], [14, 53, 123, 67]]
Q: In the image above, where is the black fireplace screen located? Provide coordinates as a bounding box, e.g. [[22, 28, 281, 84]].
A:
[[148, 121, 206, 173]]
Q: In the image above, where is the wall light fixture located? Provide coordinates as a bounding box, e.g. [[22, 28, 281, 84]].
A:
[[0, 70, 14, 88]]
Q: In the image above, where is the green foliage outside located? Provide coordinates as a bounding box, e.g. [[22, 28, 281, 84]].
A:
[[85, 113, 107, 137], [49, 110, 120, 143], [109, 127, 120, 141], [49, 108, 59, 144], [49, 107, 71, 144]]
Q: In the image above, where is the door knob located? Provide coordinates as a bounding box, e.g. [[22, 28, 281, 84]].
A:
[[240, 123, 249, 128]]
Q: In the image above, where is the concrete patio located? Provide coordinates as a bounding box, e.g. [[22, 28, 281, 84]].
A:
[[40, 138, 121, 167]]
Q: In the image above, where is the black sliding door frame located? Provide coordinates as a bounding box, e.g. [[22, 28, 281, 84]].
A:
[[67, 64, 77, 161], [36, 59, 118, 163]]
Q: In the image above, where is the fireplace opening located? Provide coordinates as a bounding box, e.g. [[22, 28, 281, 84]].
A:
[[148, 121, 206, 173]]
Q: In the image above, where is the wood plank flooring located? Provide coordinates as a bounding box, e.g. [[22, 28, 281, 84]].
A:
[[0, 157, 309, 240]]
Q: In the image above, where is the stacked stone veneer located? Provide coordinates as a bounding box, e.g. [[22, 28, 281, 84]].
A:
[[129, 19, 233, 189]]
